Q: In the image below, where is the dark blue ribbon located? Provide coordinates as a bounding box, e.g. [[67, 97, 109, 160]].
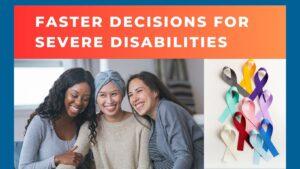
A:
[[258, 119, 279, 157]]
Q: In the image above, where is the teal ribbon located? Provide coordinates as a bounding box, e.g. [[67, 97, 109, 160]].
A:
[[219, 86, 239, 123], [249, 130, 272, 165]]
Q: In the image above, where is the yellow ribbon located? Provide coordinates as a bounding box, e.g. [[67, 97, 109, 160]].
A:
[[240, 59, 256, 93]]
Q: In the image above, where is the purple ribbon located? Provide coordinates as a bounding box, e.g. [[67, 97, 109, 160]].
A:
[[248, 67, 268, 101], [256, 90, 273, 123]]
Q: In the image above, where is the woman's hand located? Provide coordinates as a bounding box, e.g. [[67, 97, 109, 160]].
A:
[[54, 146, 83, 166]]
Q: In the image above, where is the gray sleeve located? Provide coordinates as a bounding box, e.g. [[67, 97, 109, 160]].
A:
[[18, 116, 56, 169], [158, 102, 193, 169]]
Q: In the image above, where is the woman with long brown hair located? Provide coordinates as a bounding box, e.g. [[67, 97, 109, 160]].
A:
[[127, 71, 204, 169]]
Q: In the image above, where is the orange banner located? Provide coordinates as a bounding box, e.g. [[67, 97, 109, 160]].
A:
[[14, 6, 285, 59]]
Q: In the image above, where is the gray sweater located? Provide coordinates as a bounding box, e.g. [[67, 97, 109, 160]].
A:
[[152, 99, 204, 169], [18, 115, 76, 169]]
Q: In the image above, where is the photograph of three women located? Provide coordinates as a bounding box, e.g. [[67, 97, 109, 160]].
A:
[[14, 59, 204, 169]]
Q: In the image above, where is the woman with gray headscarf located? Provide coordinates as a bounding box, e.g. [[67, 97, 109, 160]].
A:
[[57, 70, 151, 169]]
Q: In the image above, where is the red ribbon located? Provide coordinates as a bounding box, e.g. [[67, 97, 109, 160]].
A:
[[233, 112, 254, 151]]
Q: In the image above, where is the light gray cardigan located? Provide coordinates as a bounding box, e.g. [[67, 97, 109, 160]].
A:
[[150, 99, 204, 169]]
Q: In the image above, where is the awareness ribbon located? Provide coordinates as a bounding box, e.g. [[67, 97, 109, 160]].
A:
[[219, 86, 239, 123], [233, 112, 253, 151], [249, 67, 268, 101], [249, 130, 272, 164], [220, 124, 238, 162], [240, 98, 259, 132], [256, 90, 273, 123], [258, 119, 279, 157], [221, 66, 250, 97], [240, 59, 256, 94]]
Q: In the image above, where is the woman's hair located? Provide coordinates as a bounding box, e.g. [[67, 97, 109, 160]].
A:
[[126, 71, 193, 121], [25, 68, 98, 144]]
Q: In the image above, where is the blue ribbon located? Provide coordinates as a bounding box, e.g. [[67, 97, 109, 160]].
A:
[[218, 86, 239, 123], [249, 130, 272, 165], [258, 119, 279, 157]]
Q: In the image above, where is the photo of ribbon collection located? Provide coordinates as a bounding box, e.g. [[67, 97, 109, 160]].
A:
[[218, 59, 279, 165]]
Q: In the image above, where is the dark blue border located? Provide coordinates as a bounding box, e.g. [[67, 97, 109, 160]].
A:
[[1, 0, 294, 168], [1, 0, 14, 168], [286, 1, 297, 169]]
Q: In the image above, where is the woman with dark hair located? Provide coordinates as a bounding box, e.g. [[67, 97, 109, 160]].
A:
[[127, 71, 204, 169], [18, 68, 97, 169]]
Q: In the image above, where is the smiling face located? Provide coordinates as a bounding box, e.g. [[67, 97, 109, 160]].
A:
[[128, 78, 159, 117], [97, 81, 123, 117], [64, 82, 91, 118]]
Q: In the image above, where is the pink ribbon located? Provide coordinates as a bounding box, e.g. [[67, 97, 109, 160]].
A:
[[239, 98, 259, 132]]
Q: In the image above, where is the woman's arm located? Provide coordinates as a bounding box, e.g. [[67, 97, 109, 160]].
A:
[[137, 126, 151, 169], [56, 122, 92, 169], [18, 116, 56, 169], [159, 102, 194, 169]]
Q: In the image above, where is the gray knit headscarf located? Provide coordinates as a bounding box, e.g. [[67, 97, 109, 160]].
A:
[[94, 70, 125, 99]]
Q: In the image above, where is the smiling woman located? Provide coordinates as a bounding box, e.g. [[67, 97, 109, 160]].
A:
[[57, 70, 151, 169], [127, 71, 204, 169], [18, 68, 97, 169], [64, 82, 91, 118]]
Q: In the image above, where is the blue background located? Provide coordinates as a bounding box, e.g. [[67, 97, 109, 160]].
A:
[[0, 0, 295, 168]]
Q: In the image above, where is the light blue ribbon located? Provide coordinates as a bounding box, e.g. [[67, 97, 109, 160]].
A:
[[249, 130, 272, 165], [219, 86, 239, 123], [258, 119, 279, 157]]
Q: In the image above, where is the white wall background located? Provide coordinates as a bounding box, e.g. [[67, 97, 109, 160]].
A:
[[14, 59, 204, 141], [204, 59, 286, 169]]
